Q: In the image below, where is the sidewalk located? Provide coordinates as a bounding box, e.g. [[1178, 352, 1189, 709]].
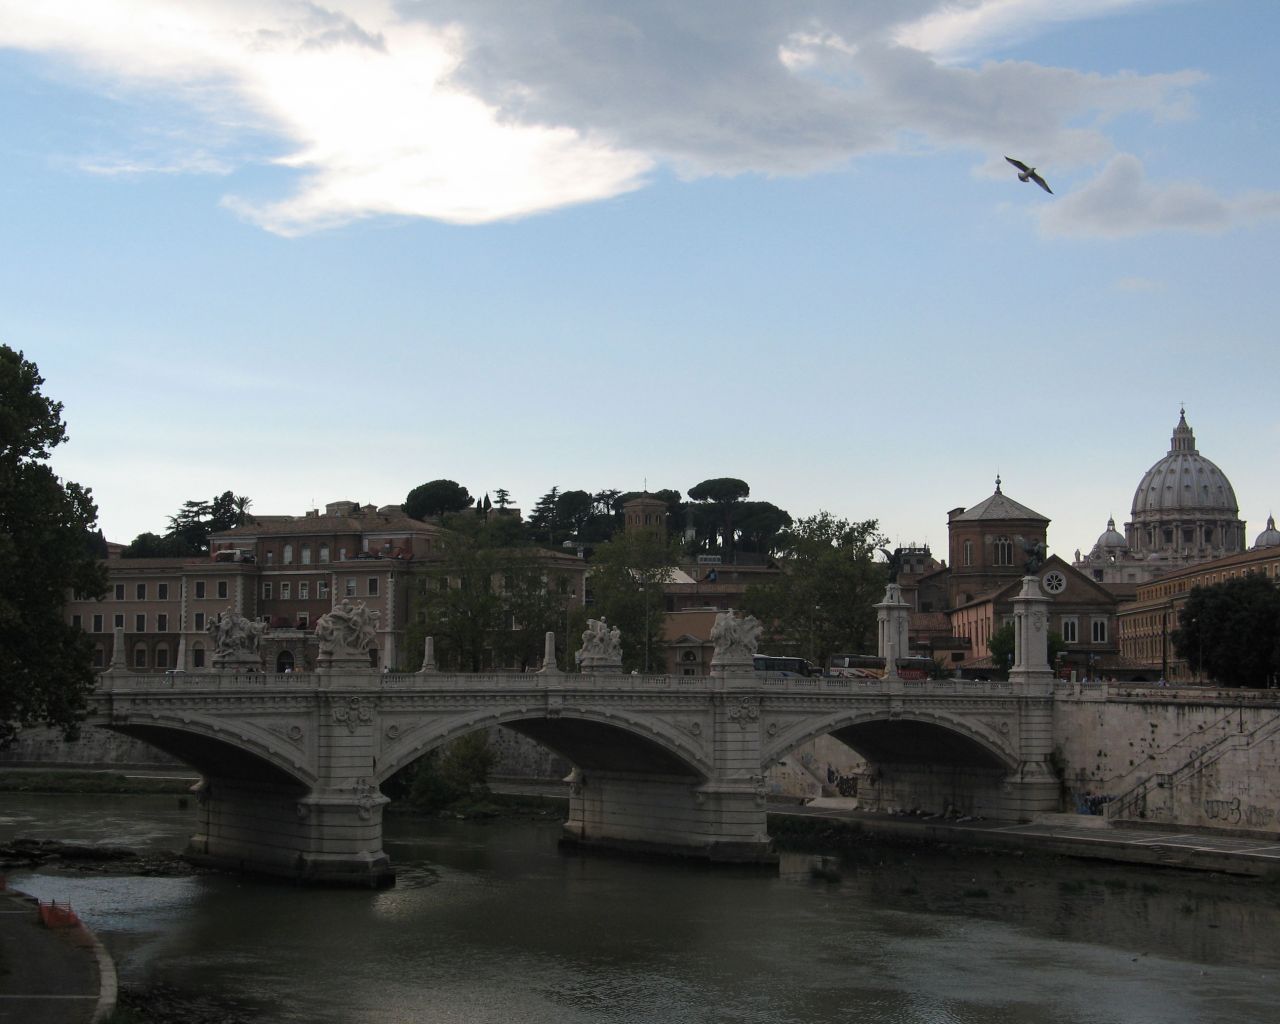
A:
[[0, 884, 115, 1023], [771, 806, 1280, 876]]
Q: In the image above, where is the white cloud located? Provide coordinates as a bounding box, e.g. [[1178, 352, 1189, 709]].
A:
[[0, 1, 1232, 233], [894, 0, 1168, 61], [1039, 154, 1280, 238]]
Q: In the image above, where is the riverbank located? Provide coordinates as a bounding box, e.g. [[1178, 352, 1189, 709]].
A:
[[0, 771, 195, 795], [770, 806, 1280, 878]]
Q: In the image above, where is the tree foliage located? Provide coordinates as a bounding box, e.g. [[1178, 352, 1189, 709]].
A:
[[123, 490, 251, 557], [0, 346, 108, 746], [406, 536, 573, 672], [687, 477, 749, 553], [1172, 574, 1280, 687], [393, 731, 497, 812], [741, 513, 885, 667], [405, 479, 473, 521], [577, 530, 681, 673]]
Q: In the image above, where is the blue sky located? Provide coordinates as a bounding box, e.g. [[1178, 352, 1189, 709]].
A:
[[2, 0, 1278, 558]]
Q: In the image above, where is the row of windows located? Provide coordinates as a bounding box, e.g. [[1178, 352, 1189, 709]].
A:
[[956, 615, 1108, 646], [959, 536, 1023, 568], [76, 613, 177, 633], [112, 581, 229, 601], [261, 578, 378, 600]]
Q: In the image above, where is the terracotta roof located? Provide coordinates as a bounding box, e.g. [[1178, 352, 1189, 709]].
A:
[[953, 490, 1049, 523], [211, 514, 444, 539]]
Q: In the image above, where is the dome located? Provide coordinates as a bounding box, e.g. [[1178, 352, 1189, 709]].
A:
[[1093, 517, 1128, 552], [1131, 411, 1238, 518], [1255, 515, 1280, 549]]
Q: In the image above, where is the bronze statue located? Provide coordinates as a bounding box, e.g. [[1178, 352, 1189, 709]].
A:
[[1017, 536, 1047, 575], [878, 547, 904, 583]]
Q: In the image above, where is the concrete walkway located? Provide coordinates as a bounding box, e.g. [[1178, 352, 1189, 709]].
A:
[[772, 806, 1280, 876], [0, 885, 115, 1023]]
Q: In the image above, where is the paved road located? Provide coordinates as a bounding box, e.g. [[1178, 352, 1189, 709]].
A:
[[0, 886, 110, 1024], [774, 807, 1280, 875]]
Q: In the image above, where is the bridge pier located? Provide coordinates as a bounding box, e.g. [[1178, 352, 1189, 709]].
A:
[[186, 777, 394, 887]]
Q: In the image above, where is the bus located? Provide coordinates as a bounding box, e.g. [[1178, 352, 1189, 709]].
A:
[[753, 656, 819, 677], [827, 654, 936, 680]]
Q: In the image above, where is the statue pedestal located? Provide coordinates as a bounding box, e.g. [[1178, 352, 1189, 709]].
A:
[[577, 655, 622, 673], [211, 649, 264, 672], [710, 654, 754, 678]]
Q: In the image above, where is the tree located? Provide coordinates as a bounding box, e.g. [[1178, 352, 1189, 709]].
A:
[[493, 488, 513, 509], [124, 489, 251, 558], [987, 625, 1068, 681], [577, 530, 681, 672], [0, 346, 109, 746], [742, 513, 885, 667], [529, 486, 561, 544], [122, 532, 190, 558], [405, 479, 473, 521], [687, 478, 750, 552], [733, 501, 792, 555], [402, 731, 497, 811], [1173, 574, 1280, 687]]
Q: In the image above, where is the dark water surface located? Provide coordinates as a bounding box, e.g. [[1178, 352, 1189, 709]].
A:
[[4, 794, 1280, 1023]]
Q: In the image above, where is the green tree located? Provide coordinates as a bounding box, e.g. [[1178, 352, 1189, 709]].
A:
[[493, 488, 513, 509], [742, 513, 885, 667], [687, 478, 750, 552], [578, 530, 681, 672], [405, 479, 473, 520], [529, 486, 561, 544], [124, 489, 251, 557], [987, 624, 1068, 681], [406, 731, 497, 811], [0, 346, 109, 746], [1173, 574, 1280, 687]]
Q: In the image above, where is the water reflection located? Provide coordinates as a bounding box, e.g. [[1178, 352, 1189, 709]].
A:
[[4, 795, 1279, 1024]]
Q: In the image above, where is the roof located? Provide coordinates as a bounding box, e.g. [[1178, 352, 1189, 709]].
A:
[[1130, 413, 1238, 518], [211, 513, 445, 539], [952, 487, 1049, 523]]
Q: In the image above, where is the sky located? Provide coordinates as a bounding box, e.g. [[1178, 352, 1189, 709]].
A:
[[2, 0, 1278, 559]]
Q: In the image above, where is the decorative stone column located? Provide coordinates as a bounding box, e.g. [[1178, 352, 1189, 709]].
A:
[[538, 631, 562, 675], [876, 582, 911, 687], [418, 636, 437, 673], [1005, 574, 1058, 817]]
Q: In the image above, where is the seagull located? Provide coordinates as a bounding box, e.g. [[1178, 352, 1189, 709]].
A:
[[1005, 157, 1053, 194]]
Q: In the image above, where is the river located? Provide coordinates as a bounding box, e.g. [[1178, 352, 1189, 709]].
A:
[[3, 794, 1280, 1023]]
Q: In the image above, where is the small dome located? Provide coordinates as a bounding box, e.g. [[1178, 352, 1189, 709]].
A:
[[1094, 517, 1128, 552], [1131, 411, 1239, 519], [1255, 515, 1280, 549]]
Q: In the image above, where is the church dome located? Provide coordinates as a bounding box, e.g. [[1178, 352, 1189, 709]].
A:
[[1255, 515, 1280, 549], [1093, 517, 1127, 552], [1131, 411, 1238, 519]]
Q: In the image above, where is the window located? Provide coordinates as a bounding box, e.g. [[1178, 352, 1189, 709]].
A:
[[318, 580, 329, 599], [1163, 529, 1173, 544], [1183, 529, 1194, 543], [155, 647, 168, 668], [195, 581, 206, 599], [282, 582, 292, 600], [993, 536, 1013, 566], [92, 614, 103, 633], [319, 544, 330, 563], [1060, 617, 1078, 643], [301, 545, 311, 565], [195, 612, 205, 631], [115, 583, 125, 601], [283, 544, 293, 565], [217, 581, 228, 599], [339, 548, 347, 561], [962, 540, 973, 566], [158, 583, 168, 600], [135, 583, 146, 600], [266, 551, 274, 565], [368, 577, 379, 597], [114, 614, 124, 629], [298, 612, 309, 628], [93, 646, 104, 668], [192, 645, 205, 668], [1092, 618, 1108, 643], [157, 614, 168, 632], [263, 583, 273, 600], [135, 614, 146, 632], [72, 614, 82, 628], [300, 582, 309, 600], [133, 646, 147, 668], [1204, 527, 1214, 544], [346, 578, 356, 597]]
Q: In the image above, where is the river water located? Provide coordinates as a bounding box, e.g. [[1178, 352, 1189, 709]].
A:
[[4, 794, 1280, 1023]]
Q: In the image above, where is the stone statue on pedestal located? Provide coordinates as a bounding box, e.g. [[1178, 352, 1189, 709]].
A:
[[575, 618, 622, 672], [207, 609, 266, 669], [710, 610, 761, 672], [316, 600, 380, 667]]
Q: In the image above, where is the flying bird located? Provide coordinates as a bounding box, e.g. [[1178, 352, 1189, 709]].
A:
[[1005, 157, 1052, 194]]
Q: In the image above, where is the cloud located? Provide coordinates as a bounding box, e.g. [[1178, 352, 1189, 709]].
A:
[[894, 0, 1168, 62], [0, 1, 1223, 232], [1039, 154, 1280, 238]]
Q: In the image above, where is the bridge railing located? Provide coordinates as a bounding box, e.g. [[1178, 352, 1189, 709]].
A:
[[96, 671, 1023, 696]]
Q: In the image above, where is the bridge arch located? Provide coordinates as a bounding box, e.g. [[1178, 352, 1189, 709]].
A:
[[763, 708, 1019, 774], [95, 713, 317, 789], [376, 706, 709, 785]]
